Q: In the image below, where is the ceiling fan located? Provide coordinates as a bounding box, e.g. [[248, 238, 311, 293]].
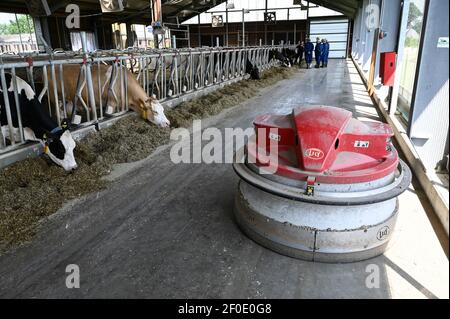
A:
[[99, 0, 127, 13]]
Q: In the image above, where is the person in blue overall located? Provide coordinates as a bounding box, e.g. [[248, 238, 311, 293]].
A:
[[314, 37, 323, 68], [321, 39, 330, 68], [304, 38, 314, 69]]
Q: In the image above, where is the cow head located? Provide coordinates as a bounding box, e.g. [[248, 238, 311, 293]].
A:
[[139, 97, 170, 127], [43, 119, 78, 172], [245, 59, 261, 80]]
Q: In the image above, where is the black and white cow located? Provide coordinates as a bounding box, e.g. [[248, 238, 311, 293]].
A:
[[269, 49, 292, 67], [282, 48, 296, 66], [0, 73, 78, 171], [246, 58, 261, 80]]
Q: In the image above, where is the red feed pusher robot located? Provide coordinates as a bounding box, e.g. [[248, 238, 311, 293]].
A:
[[233, 105, 411, 263]]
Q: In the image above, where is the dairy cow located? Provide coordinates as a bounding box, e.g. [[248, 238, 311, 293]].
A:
[[0, 73, 77, 171], [269, 49, 292, 67], [48, 64, 170, 127], [245, 58, 261, 80]]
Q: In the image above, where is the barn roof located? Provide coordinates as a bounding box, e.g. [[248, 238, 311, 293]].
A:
[[0, 0, 360, 25], [309, 0, 360, 18]]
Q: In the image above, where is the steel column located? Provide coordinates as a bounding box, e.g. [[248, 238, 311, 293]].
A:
[[388, 0, 411, 116], [408, 0, 449, 171]]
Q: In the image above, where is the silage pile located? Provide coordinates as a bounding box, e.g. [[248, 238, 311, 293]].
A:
[[0, 66, 296, 253], [0, 117, 171, 252]]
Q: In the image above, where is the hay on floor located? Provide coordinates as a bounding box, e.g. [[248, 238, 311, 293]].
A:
[[0, 66, 296, 253]]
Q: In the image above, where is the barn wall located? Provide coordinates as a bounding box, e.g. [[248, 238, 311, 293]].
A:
[[188, 20, 307, 47], [37, 15, 114, 51]]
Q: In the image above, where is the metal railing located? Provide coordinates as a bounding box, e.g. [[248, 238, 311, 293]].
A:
[[0, 42, 38, 54], [1, 37, 292, 168]]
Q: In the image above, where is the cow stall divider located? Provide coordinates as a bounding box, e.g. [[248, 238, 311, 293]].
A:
[[0, 43, 293, 169]]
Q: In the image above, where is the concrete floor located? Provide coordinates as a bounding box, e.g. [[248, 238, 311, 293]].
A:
[[0, 60, 448, 299]]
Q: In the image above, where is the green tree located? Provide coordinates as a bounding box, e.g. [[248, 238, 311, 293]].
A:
[[0, 15, 34, 35], [408, 2, 424, 35], [405, 36, 420, 48]]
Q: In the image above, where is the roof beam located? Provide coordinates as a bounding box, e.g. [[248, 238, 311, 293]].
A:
[[163, 0, 228, 23], [309, 0, 358, 17], [312, 0, 356, 13], [336, 0, 359, 10]]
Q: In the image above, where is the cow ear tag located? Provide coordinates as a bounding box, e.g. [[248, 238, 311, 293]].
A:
[[42, 133, 49, 154], [140, 102, 148, 120], [61, 119, 69, 131]]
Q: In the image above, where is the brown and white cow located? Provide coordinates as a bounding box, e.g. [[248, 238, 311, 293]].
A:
[[48, 64, 170, 127]]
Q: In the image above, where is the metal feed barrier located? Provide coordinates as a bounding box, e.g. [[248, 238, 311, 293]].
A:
[[0, 40, 292, 169]]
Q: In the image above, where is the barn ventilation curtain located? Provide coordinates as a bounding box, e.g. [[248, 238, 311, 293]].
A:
[[70, 32, 97, 52]]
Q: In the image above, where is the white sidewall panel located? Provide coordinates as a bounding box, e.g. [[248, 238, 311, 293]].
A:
[[310, 19, 349, 59]]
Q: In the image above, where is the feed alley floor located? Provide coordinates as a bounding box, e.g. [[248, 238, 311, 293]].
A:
[[0, 60, 448, 299]]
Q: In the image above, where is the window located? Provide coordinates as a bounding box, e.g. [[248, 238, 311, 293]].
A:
[[0, 13, 37, 53], [397, 0, 426, 123]]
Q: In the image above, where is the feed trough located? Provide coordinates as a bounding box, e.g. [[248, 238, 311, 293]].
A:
[[233, 105, 412, 263]]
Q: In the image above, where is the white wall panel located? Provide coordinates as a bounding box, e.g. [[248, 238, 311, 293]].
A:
[[310, 19, 349, 59]]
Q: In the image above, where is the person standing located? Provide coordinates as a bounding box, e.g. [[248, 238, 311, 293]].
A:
[[314, 37, 323, 68], [321, 39, 330, 67], [304, 38, 314, 69], [295, 41, 305, 66]]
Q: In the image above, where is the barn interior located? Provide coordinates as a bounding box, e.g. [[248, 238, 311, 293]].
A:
[[0, 0, 448, 300]]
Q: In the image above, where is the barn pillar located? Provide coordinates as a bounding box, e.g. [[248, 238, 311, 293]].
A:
[[373, 0, 402, 100], [408, 0, 449, 171], [151, 0, 164, 48], [33, 17, 51, 52], [388, 0, 411, 116]]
